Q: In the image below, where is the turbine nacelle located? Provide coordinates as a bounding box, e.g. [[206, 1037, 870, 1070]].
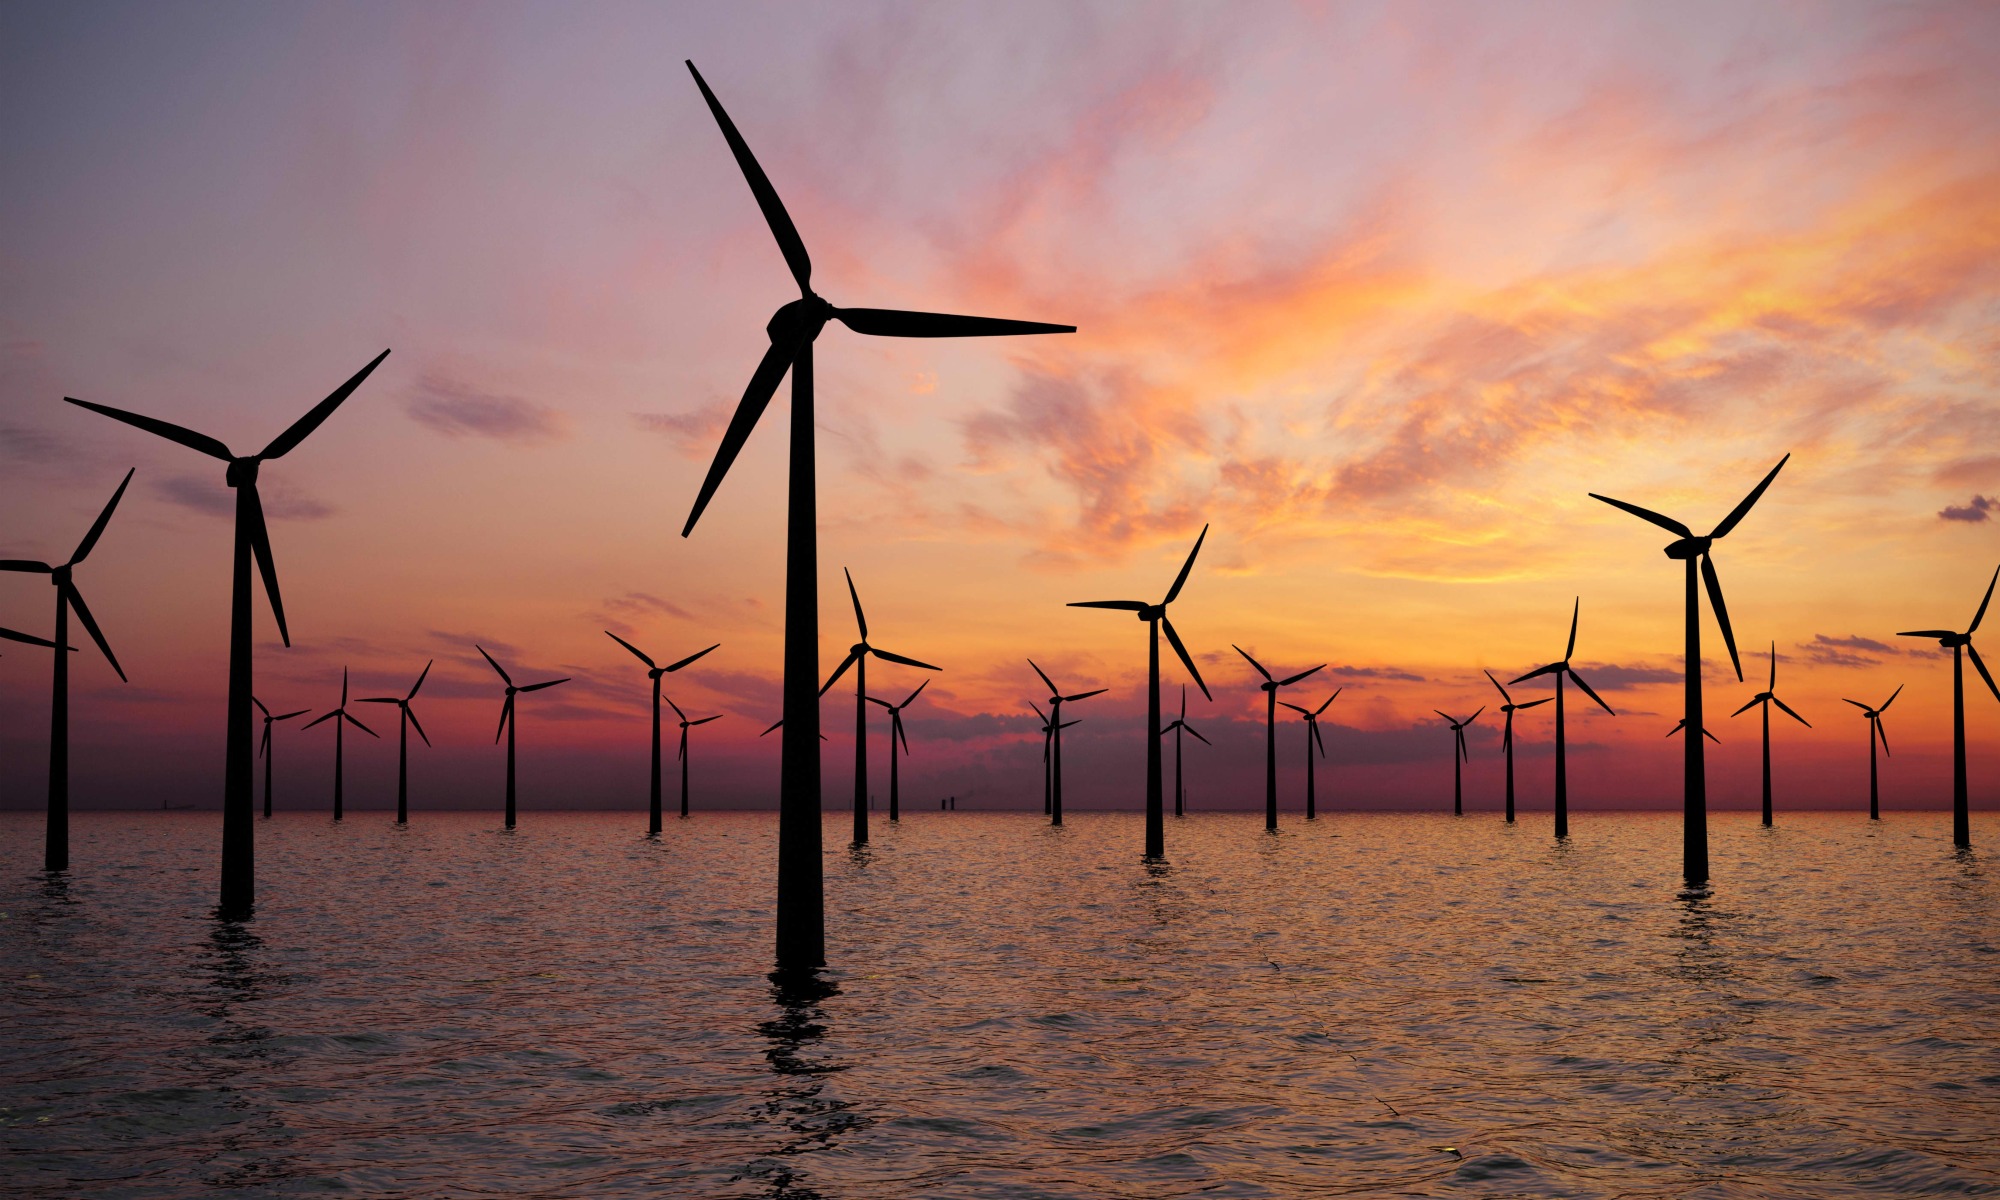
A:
[[1663, 535, 1712, 560], [767, 295, 832, 344], [225, 457, 261, 487]]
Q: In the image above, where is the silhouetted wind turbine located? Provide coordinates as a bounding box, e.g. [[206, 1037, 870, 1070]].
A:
[[1592, 454, 1787, 882], [302, 669, 376, 820], [1842, 685, 1901, 821], [666, 697, 723, 817], [1484, 671, 1550, 825], [1031, 702, 1082, 816], [478, 646, 569, 830], [358, 661, 432, 825], [1729, 642, 1809, 828], [866, 679, 929, 823], [1435, 708, 1484, 816], [678, 62, 1073, 971], [820, 570, 939, 847], [1898, 563, 2000, 848], [1509, 600, 1615, 838], [606, 633, 718, 833], [1, 468, 132, 871], [1158, 685, 1209, 817], [1068, 526, 1213, 857], [252, 697, 309, 819], [1234, 647, 1324, 832], [1280, 691, 1341, 819], [66, 350, 389, 912], [1668, 719, 1720, 743], [1028, 661, 1105, 827]]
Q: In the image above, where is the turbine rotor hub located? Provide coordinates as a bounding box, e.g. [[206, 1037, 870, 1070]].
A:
[[1138, 604, 1165, 621], [226, 457, 260, 488], [1664, 535, 1711, 560], [1943, 632, 1969, 648], [50, 564, 71, 586], [767, 295, 832, 343]]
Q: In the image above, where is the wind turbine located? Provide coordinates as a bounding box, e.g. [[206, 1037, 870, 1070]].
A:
[[1484, 671, 1550, 825], [1027, 661, 1105, 827], [820, 570, 939, 847], [1279, 691, 1341, 819], [301, 669, 376, 820], [666, 697, 723, 817], [1509, 600, 1615, 839], [1, 468, 133, 872], [1729, 642, 1810, 828], [1158, 685, 1210, 817], [1591, 453, 1788, 883], [358, 661, 432, 825], [1898, 563, 2000, 847], [478, 645, 569, 830], [677, 62, 1073, 970], [66, 349, 390, 911], [252, 698, 309, 819], [1841, 686, 1901, 821], [1434, 708, 1485, 816], [1233, 647, 1324, 832], [1032, 702, 1082, 817], [866, 679, 929, 823], [1068, 525, 1213, 856], [606, 633, 718, 833]]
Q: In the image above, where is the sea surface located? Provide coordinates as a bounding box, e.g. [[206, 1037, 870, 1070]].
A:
[[2, 809, 1996, 1198]]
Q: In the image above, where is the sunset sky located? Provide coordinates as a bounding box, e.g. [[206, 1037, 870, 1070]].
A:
[[2, 1, 1996, 814]]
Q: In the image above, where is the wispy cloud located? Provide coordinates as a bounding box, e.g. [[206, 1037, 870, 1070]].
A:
[[1939, 494, 1995, 522], [633, 405, 728, 460], [155, 475, 334, 520], [407, 373, 565, 445]]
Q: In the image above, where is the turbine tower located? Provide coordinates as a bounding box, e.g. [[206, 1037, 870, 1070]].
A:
[[67, 349, 390, 912], [301, 668, 376, 820], [1729, 642, 1810, 827], [606, 633, 717, 832], [1897, 564, 2000, 847], [358, 662, 433, 825], [478, 645, 569, 829], [1279, 691, 1340, 819], [820, 570, 939, 846], [1233, 646, 1324, 832], [678, 61, 1073, 970], [1510, 600, 1615, 839], [1591, 454, 1788, 882], [1484, 671, 1550, 825], [1841, 686, 1900, 821]]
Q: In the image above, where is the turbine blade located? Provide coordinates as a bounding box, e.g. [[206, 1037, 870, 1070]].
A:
[[1566, 597, 1579, 661], [1969, 642, 2000, 704], [1971, 563, 1999, 634], [1028, 701, 1047, 721], [681, 336, 797, 537], [252, 695, 270, 717], [1709, 452, 1790, 539], [1879, 684, 1903, 712], [1158, 720, 1181, 735], [1897, 630, 1956, 639], [870, 647, 940, 671], [1434, 710, 1454, 723], [666, 695, 687, 721], [843, 567, 868, 640], [1730, 696, 1762, 718], [833, 308, 1074, 338], [819, 650, 858, 697], [519, 678, 569, 692], [897, 714, 909, 755], [1772, 696, 1810, 727], [1233, 644, 1272, 681], [1163, 523, 1208, 605], [665, 643, 720, 673], [302, 710, 338, 729], [865, 695, 893, 709], [902, 678, 930, 707], [259, 724, 271, 757], [690, 715, 723, 726], [1501, 721, 1512, 752], [1484, 669, 1511, 703], [406, 705, 431, 747], [1316, 690, 1340, 715], [243, 484, 289, 646], [70, 468, 135, 564], [1312, 722, 1326, 756], [1027, 659, 1057, 694], [1277, 664, 1325, 687], [1059, 719, 1081, 729], [1666, 720, 1683, 738], [357, 697, 401, 704], [1876, 717, 1890, 756], [409, 660, 431, 699], [606, 630, 655, 668], [1517, 697, 1552, 709], [1568, 672, 1615, 716], [1703, 728, 1722, 745], [1063, 688, 1107, 703], [476, 645, 513, 686], [1458, 730, 1469, 762], [0, 560, 55, 574], [761, 719, 783, 737], [677, 729, 687, 761], [1588, 492, 1692, 538], [343, 711, 378, 737], [495, 694, 513, 743], [1280, 701, 1308, 714], [276, 709, 309, 721], [1510, 663, 1562, 684], [1184, 724, 1210, 746], [1842, 698, 1870, 711], [63, 397, 232, 461], [340, 667, 349, 707], [685, 60, 812, 291], [1701, 553, 1742, 682], [260, 350, 390, 459], [1467, 706, 1484, 723], [64, 585, 124, 681], [1768, 641, 1777, 691], [1067, 600, 1149, 611], [1162, 617, 1210, 700]]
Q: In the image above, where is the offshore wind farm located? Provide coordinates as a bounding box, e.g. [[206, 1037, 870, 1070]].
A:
[[2, 4, 1997, 1198]]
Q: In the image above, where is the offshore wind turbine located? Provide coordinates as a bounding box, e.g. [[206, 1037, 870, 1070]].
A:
[[667, 697, 723, 817], [1158, 685, 1210, 817], [1729, 642, 1810, 827], [1509, 600, 1615, 839], [301, 669, 376, 821], [1031, 703, 1083, 817], [1279, 691, 1340, 819], [1842, 686, 1901, 821], [67, 349, 390, 911], [1591, 454, 1787, 882], [1028, 661, 1105, 827], [606, 633, 718, 832], [866, 679, 929, 823], [1435, 708, 1485, 816], [1068, 525, 1212, 857], [677, 62, 1073, 971], [1898, 563, 2000, 847], [820, 570, 939, 847], [1, 468, 132, 872], [1484, 671, 1550, 825], [1234, 647, 1324, 832], [358, 661, 432, 825], [478, 646, 570, 830], [252, 698, 309, 819]]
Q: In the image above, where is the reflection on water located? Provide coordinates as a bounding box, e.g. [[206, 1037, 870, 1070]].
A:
[[2, 809, 1997, 1198]]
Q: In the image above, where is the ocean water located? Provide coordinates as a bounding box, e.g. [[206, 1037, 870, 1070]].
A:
[[2, 809, 1996, 1198]]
